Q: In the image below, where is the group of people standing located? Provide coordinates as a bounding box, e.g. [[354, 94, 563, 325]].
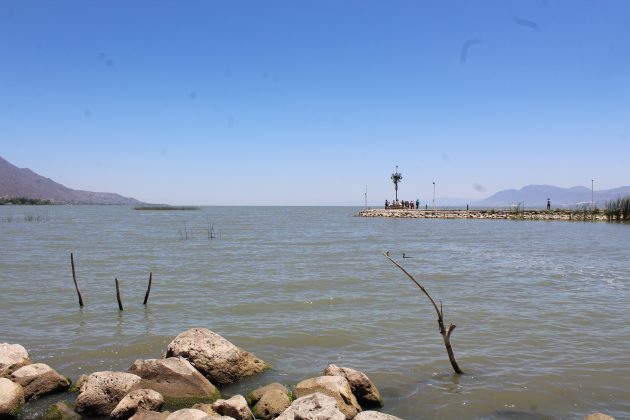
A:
[[385, 199, 421, 209]]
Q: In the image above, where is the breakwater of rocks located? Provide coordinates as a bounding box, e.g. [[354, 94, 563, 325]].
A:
[[357, 209, 608, 221]]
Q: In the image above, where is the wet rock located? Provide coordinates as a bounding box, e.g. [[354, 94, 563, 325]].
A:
[[211, 394, 252, 420], [248, 383, 291, 420], [11, 363, 70, 400], [165, 328, 268, 385], [294, 376, 361, 419], [111, 389, 165, 420], [0, 343, 30, 377], [74, 371, 141, 417], [276, 392, 345, 420], [42, 402, 80, 420], [354, 411, 402, 420], [165, 408, 212, 419], [128, 357, 220, 403], [323, 364, 383, 408], [0, 378, 25, 419]]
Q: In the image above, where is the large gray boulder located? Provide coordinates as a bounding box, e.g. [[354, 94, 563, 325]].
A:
[[11, 363, 70, 400], [74, 371, 141, 417], [247, 383, 292, 420], [0, 344, 30, 377], [111, 389, 165, 420], [128, 358, 220, 403], [211, 394, 252, 420], [165, 409, 212, 420], [276, 393, 345, 420], [294, 376, 361, 419], [354, 412, 402, 420], [165, 328, 268, 385], [323, 364, 383, 408], [0, 378, 25, 418]]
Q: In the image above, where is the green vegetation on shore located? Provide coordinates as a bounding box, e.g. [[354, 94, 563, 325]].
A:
[[0, 196, 52, 205], [605, 196, 630, 221]]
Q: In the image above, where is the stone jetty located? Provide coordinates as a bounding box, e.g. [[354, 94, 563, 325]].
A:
[[358, 208, 608, 221]]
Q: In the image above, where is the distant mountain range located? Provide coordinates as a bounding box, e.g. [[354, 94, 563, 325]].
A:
[[0, 155, 142, 205], [477, 184, 630, 208]]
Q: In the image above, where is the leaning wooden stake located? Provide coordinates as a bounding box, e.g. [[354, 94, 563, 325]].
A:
[[70, 253, 84, 307], [384, 251, 463, 374], [115, 278, 123, 311], [143, 272, 152, 305]]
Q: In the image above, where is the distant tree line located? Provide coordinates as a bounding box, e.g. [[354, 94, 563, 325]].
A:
[[0, 197, 53, 205]]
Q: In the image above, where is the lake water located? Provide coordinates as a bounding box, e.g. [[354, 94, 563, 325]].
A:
[[1, 206, 629, 419]]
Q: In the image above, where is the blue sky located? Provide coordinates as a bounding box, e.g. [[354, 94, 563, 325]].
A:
[[1, 1, 629, 205]]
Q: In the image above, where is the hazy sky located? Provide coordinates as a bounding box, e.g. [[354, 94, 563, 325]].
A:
[[1, 1, 629, 205]]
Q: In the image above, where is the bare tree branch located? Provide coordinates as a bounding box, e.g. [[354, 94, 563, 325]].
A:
[[384, 251, 464, 374]]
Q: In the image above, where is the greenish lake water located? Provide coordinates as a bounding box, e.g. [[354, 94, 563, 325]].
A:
[[1, 206, 628, 419]]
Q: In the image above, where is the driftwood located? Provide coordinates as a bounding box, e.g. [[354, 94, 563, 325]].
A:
[[115, 278, 123, 311], [70, 253, 84, 307], [143, 272, 152, 305], [384, 251, 463, 374]]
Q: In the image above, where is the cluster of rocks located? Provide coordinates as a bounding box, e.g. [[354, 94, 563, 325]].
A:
[[357, 209, 608, 221], [1, 328, 401, 420]]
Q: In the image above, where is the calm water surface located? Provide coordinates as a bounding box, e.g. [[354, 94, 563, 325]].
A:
[[1, 206, 629, 419]]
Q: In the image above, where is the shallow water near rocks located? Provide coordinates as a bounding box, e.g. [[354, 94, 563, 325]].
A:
[[1, 206, 629, 419]]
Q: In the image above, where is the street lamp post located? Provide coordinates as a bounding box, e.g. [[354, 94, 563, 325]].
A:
[[591, 179, 594, 211], [433, 182, 436, 211]]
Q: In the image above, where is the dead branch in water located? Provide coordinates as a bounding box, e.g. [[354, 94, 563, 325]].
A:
[[115, 278, 123, 311], [384, 251, 463, 374], [143, 272, 152, 305], [70, 253, 84, 307]]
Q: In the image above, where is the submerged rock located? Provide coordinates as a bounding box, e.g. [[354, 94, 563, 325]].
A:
[[11, 363, 70, 400], [276, 392, 345, 420], [323, 364, 383, 408], [0, 343, 30, 377], [294, 376, 361, 419], [584, 414, 616, 420], [42, 402, 80, 420], [354, 412, 402, 420], [111, 389, 165, 420], [248, 383, 292, 420], [74, 371, 141, 417], [128, 357, 220, 403], [0, 378, 25, 419], [165, 328, 268, 385]]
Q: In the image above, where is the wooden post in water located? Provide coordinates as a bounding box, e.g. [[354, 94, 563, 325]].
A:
[[115, 278, 123, 311], [70, 253, 84, 307], [143, 272, 152, 305]]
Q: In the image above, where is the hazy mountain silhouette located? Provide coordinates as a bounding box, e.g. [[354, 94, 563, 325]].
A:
[[478, 184, 630, 208], [0, 155, 142, 205]]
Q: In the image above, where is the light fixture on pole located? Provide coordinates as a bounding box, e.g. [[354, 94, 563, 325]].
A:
[[433, 182, 436, 211], [591, 179, 594, 211]]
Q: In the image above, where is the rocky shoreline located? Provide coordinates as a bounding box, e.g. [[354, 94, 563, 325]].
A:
[[0, 330, 617, 420], [1, 329, 393, 420], [357, 209, 608, 221]]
